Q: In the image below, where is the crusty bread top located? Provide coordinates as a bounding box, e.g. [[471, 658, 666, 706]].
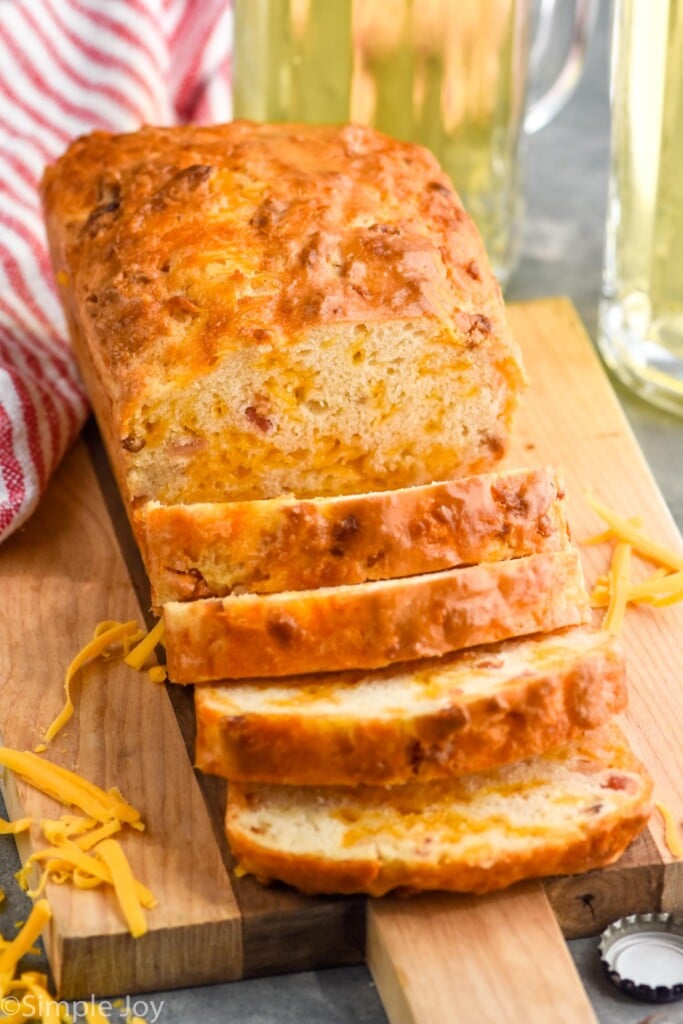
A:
[[195, 626, 627, 785], [41, 121, 526, 506], [41, 121, 515, 378], [164, 547, 591, 682], [142, 465, 569, 606]]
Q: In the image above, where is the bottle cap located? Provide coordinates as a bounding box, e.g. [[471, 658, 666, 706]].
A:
[[599, 913, 683, 1004]]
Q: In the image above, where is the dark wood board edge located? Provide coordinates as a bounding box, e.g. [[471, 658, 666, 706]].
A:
[[543, 828, 666, 939]]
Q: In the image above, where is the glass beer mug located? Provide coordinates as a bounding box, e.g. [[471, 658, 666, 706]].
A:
[[598, 0, 683, 416], [232, 0, 596, 286]]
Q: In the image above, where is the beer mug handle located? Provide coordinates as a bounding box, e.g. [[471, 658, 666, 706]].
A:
[[524, 0, 600, 134]]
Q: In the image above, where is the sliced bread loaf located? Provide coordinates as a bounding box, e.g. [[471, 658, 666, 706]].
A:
[[164, 547, 591, 683], [195, 626, 626, 786], [226, 722, 652, 897], [142, 465, 568, 607]]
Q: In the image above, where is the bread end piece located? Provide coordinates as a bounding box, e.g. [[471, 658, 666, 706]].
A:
[[225, 722, 652, 897]]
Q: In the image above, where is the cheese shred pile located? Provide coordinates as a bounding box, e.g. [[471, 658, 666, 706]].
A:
[[0, 620, 168, 1019], [42, 620, 166, 747], [0, 749, 155, 942], [584, 496, 683, 633], [0, 900, 60, 1020]]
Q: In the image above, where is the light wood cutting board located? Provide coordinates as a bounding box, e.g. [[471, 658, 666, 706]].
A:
[[0, 298, 681, 1014]]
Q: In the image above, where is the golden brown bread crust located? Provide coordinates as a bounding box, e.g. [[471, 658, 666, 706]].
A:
[[194, 628, 627, 785], [228, 810, 650, 898], [41, 121, 525, 516], [225, 725, 652, 897], [143, 466, 568, 608], [164, 548, 591, 683]]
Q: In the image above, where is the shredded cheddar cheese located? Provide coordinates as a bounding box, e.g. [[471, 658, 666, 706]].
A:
[[40, 816, 95, 846], [39, 617, 165, 746], [71, 820, 122, 851], [656, 802, 683, 858], [602, 542, 632, 635], [147, 666, 167, 684], [0, 969, 68, 1023], [582, 515, 643, 546], [0, 900, 51, 998], [584, 496, 683, 628], [18, 843, 155, 911], [592, 569, 683, 609], [0, 818, 32, 836], [123, 619, 165, 672], [586, 495, 683, 571], [0, 617, 169, 1014], [43, 620, 143, 744], [7, 970, 63, 1023], [0, 750, 141, 828], [95, 840, 150, 939], [0, 749, 155, 941]]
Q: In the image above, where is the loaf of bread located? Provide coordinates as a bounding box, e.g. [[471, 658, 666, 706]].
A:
[[143, 465, 569, 608], [226, 722, 652, 897], [164, 547, 591, 683], [41, 121, 525, 523], [195, 626, 626, 786]]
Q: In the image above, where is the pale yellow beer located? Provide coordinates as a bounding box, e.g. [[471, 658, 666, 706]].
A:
[[232, 0, 529, 284], [599, 0, 683, 414]]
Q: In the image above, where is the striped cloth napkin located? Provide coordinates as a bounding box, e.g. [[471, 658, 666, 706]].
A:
[[0, 0, 232, 542]]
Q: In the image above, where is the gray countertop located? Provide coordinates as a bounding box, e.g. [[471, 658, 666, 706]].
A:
[[3, 3, 682, 1021]]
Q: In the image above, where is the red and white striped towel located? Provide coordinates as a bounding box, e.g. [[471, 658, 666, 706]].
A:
[[0, 0, 233, 542]]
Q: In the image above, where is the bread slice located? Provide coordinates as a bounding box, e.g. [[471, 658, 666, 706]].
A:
[[41, 121, 525, 519], [143, 465, 569, 608], [164, 547, 590, 683], [195, 627, 626, 786], [225, 722, 652, 897]]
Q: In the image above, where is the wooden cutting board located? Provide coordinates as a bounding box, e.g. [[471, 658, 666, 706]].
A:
[[1, 298, 682, 1012]]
